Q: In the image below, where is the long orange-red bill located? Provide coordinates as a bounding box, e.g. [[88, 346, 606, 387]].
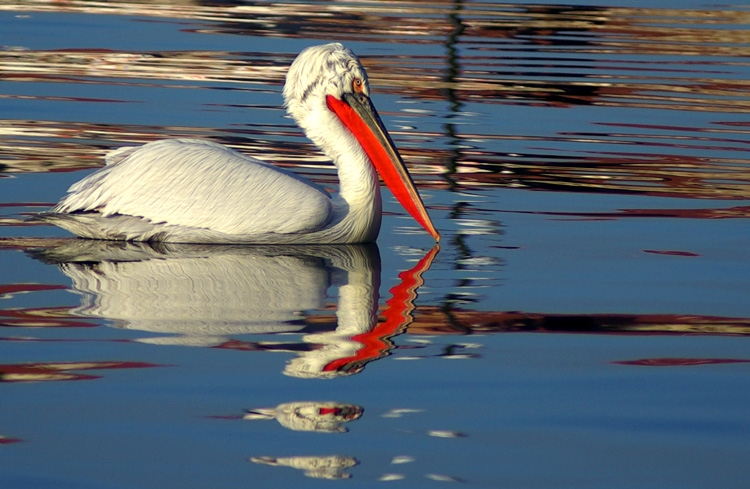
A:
[[327, 92, 440, 241]]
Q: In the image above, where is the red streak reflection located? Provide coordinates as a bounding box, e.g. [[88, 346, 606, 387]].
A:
[[322, 246, 440, 373]]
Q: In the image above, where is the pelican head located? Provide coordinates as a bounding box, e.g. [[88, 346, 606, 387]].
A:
[[283, 43, 440, 241], [283, 43, 369, 124]]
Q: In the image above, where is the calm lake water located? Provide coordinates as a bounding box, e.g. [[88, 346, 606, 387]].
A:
[[2, 1, 750, 488]]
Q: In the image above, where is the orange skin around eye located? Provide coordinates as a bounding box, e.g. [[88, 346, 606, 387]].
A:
[[353, 78, 364, 94]]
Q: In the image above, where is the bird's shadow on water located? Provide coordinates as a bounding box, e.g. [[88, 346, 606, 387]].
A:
[[12, 238, 439, 379]]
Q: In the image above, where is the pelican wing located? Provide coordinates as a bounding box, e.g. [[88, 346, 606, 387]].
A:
[[53, 139, 333, 237]]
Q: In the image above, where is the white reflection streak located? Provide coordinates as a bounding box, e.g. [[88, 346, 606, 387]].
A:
[[30, 240, 439, 379], [243, 401, 363, 433], [250, 454, 358, 480], [284, 257, 379, 378], [26, 240, 426, 380], [60, 249, 326, 344], [31, 241, 375, 350]]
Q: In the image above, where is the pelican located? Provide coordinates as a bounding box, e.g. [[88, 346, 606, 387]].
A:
[[45, 43, 439, 244]]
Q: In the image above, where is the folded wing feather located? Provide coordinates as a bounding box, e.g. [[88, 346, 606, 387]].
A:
[[53, 139, 333, 236]]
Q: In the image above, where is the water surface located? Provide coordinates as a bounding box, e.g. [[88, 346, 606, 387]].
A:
[[1, 1, 749, 488]]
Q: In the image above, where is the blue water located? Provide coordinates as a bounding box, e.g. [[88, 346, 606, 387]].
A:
[[2, 1, 750, 488]]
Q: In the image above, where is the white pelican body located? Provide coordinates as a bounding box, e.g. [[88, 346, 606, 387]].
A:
[[47, 43, 439, 244]]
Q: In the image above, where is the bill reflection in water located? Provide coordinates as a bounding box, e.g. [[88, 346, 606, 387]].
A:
[[26, 240, 438, 379], [14, 238, 445, 482]]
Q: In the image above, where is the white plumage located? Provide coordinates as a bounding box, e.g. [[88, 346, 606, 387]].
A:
[[46, 43, 439, 244]]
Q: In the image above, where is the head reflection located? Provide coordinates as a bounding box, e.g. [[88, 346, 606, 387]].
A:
[[243, 401, 363, 433], [31, 240, 437, 379]]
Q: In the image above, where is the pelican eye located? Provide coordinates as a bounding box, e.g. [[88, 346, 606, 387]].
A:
[[352, 77, 364, 94]]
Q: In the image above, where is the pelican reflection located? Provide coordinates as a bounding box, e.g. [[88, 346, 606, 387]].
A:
[[242, 401, 363, 433], [250, 454, 358, 480], [29, 240, 438, 378]]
